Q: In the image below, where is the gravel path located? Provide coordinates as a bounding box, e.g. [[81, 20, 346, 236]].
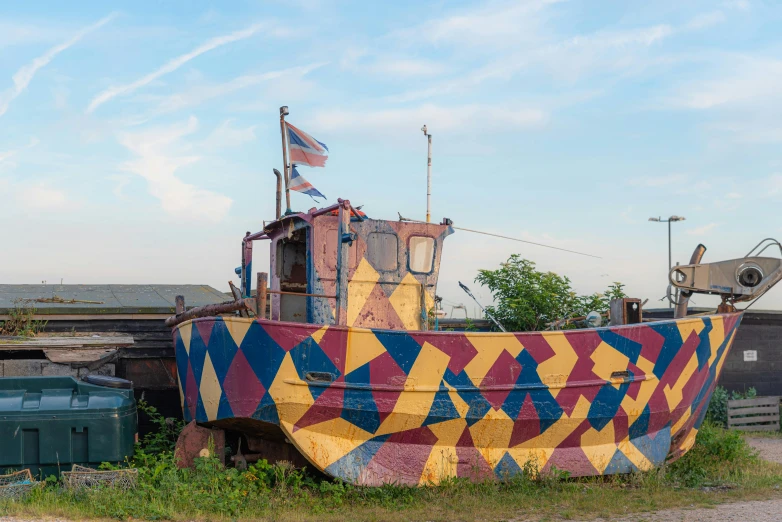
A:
[[607, 498, 782, 521], [746, 437, 782, 464]]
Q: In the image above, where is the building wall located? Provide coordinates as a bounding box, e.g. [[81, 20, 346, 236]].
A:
[[641, 309, 782, 396]]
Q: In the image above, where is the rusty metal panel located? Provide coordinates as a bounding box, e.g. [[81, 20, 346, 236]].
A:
[[121, 358, 177, 389]]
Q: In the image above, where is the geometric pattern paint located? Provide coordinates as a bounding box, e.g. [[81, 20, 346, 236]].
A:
[[174, 312, 742, 486]]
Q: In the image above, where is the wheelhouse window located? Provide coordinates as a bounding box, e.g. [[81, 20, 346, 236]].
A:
[[366, 232, 398, 271], [409, 236, 435, 273]]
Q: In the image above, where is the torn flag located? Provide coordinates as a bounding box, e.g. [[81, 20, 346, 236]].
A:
[[287, 123, 329, 167], [289, 166, 326, 201]]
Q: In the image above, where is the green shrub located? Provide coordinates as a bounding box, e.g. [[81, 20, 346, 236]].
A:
[[705, 386, 758, 428], [668, 422, 757, 487]]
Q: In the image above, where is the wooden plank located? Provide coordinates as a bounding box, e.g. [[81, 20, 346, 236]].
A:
[[728, 397, 779, 408], [730, 424, 780, 432], [728, 406, 780, 417], [0, 336, 134, 350], [729, 415, 779, 426], [43, 348, 117, 364]]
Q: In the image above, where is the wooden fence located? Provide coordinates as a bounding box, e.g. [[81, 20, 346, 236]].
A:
[[727, 396, 780, 431]]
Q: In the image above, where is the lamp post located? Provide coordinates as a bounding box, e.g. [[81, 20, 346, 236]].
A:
[[649, 215, 686, 308]]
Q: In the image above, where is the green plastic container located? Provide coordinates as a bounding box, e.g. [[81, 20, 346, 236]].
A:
[[0, 376, 137, 477]]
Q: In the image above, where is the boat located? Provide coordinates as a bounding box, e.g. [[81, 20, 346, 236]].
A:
[[166, 187, 782, 485], [166, 109, 782, 485]]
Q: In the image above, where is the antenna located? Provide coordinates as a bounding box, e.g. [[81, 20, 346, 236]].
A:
[[458, 282, 506, 332]]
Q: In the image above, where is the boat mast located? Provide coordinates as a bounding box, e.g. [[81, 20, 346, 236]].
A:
[[280, 106, 291, 214]]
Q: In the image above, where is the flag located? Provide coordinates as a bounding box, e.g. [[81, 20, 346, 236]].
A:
[[289, 166, 326, 201], [287, 122, 329, 167]]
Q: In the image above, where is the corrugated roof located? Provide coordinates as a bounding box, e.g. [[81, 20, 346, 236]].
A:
[[0, 284, 229, 315]]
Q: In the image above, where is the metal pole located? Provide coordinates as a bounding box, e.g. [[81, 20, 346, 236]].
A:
[[426, 133, 432, 223], [668, 219, 672, 309], [280, 106, 291, 213], [422, 125, 431, 223], [273, 169, 282, 220], [334, 199, 351, 326], [256, 272, 268, 320]]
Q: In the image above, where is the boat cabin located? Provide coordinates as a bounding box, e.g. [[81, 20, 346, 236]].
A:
[[241, 200, 453, 330]]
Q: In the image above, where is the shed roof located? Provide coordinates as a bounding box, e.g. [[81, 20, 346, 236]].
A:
[[0, 284, 228, 315]]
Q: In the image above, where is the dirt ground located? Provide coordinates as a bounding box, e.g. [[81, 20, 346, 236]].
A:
[[602, 436, 782, 522]]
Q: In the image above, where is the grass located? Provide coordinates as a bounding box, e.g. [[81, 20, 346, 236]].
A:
[[741, 429, 782, 440], [1, 422, 781, 522]]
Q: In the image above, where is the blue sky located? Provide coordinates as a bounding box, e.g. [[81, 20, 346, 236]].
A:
[[2, 0, 782, 314]]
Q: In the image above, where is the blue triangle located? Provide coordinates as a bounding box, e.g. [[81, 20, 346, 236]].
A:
[[341, 362, 380, 433], [422, 389, 459, 426], [494, 452, 523, 480]]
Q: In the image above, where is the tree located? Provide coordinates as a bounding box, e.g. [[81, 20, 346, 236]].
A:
[[474, 254, 626, 332]]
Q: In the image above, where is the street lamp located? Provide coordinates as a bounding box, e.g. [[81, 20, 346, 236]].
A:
[[649, 215, 686, 308]]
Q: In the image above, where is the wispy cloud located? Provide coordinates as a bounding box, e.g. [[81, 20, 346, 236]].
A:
[[148, 63, 325, 115], [393, 0, 564, 50], [202, 119, 257, 149], [724, 0, 750, 10], [308, 103, 547, 136], [87, 23, 265, 113], [769, 174, 782, 196], [674, 56, 782, 110], [629, 174, 687, 188], [347, 55, 446, 78], [119, 117, 233, 222], [685, 11, 727, 31], [0, 13, 116, 117], [18, 181, 69, 211], [686, 223, 718, 236]]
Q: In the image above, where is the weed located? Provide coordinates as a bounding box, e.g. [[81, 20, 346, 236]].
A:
[[0, 299, 47, 337], [705, 386, 759, 428], [1, 421, 780, 521]]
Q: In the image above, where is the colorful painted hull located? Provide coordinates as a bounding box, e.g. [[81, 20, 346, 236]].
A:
[[175, 313, 742, 485]]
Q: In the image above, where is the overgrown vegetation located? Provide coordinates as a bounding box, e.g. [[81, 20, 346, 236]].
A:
[[0, 299, 47, 337], [706, 386, 759, 428], [1, 404, 781, 521], [475, 254, 627, 331]]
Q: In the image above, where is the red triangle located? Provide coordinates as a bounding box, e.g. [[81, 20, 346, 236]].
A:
[[542, 447, 597, 476], [481, 349, 522, 410], [293, 384, 345, 431], [194, 319, 215, 348], [316, 327, 349, 375], [509, 393, 540, 447], [185, 362, 198, 421], [223, 349, 265, 418], [369, 352, 406, 423], [353, 284, 406, 330], [262, 323, 322, 352], [517, 333, 556, 364], [411, 333, 477, 376]]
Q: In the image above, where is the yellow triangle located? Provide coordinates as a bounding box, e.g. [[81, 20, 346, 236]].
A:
[[428, 417, 468, 446], [388, 272, 424, 331], [311, 325, 329, 345], [200, 352, 222, 422], [225, 317, 253, 348], [268, 353, 314, 426], [535, 332, 578, 399], [375, 342, 450, 436], [282, 418, 374, 470], [345, 328, 387, 375], [347, 258, 381, 326], [462, 332, 523, 385], [179, 322, 192, 355], [677, 317, 705, 345]]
